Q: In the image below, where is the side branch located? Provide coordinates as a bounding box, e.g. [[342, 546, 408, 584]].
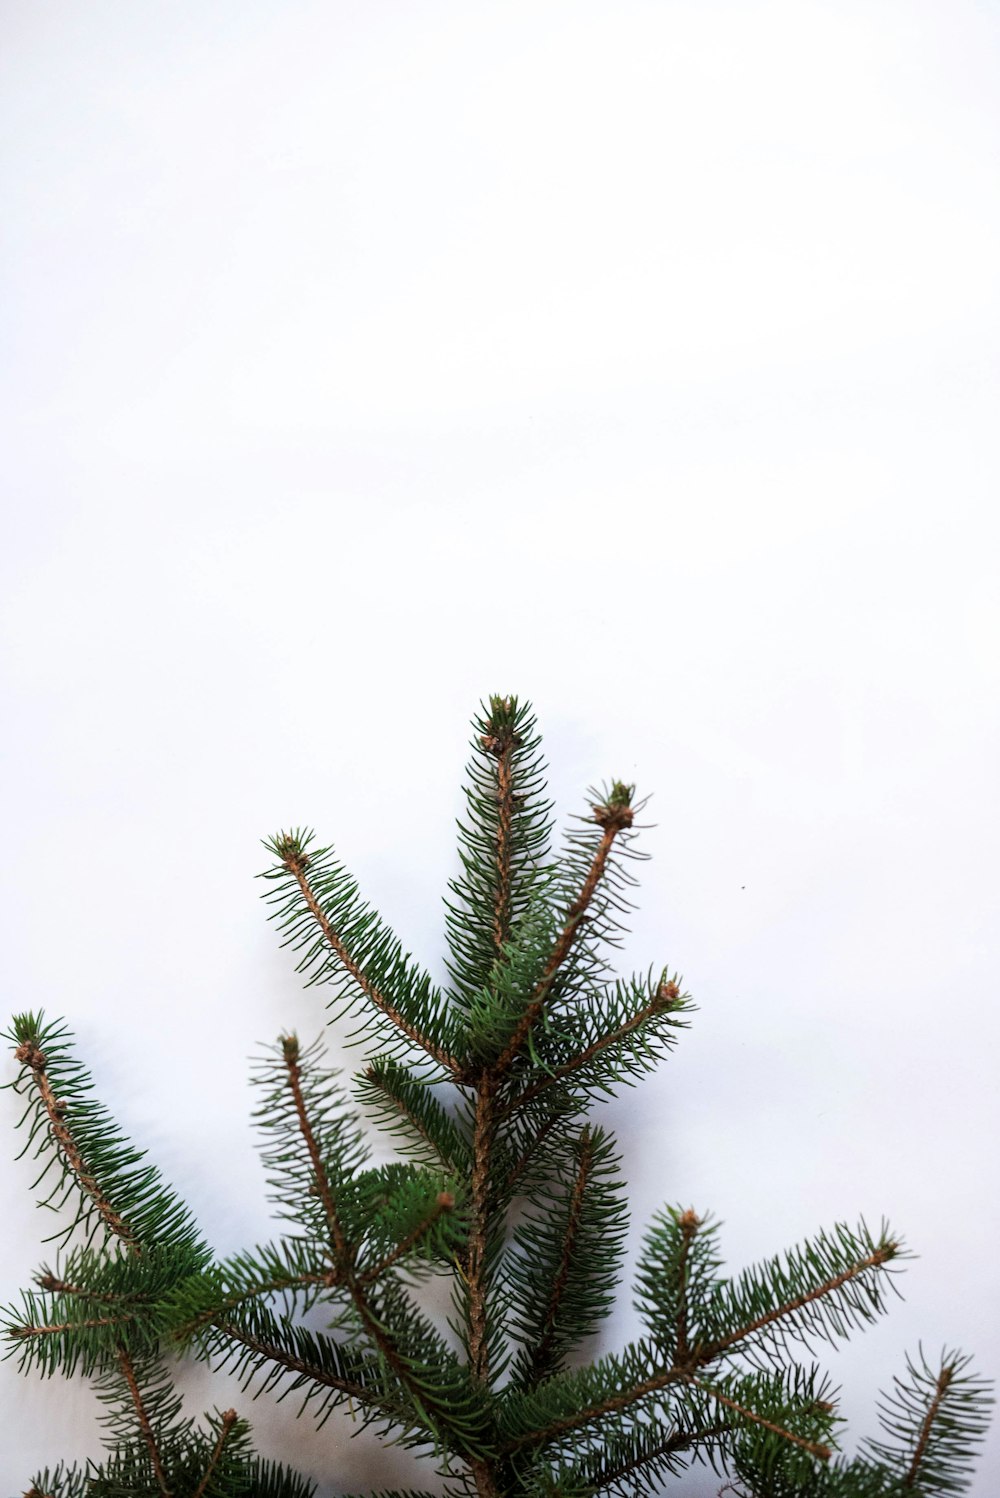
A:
[[217, 1321, 375, 1406], [904, 1364, 953, 1488], [192, 1409, 239, 1498], [489, 733, 516, 954], [282, 1040, 350, 1264], [358, 1192, 456, 1285], [505, 1365, 683, 1453], [14, 1041, 139, 1251], [497, 979, 682, 1118], [117, 1344, 172, 1496], [675, 1209, 700, 1364], [492, 807, 631, 1076], [700, 1243, 898, 1362], [280, 848, 461, 1075], [528, 1127, 593, 1382], [685, 1376, 832, 1461]]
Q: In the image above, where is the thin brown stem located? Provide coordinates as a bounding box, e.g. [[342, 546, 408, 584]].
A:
[[15, 1042, 139, 1251], [596, 1425, 729, 1488], [11, 1312, 135, 1339], [117, 1344, 172, 1496], [504, 1114, 560, 1196], [217, 1321, 374, 1404], [504, 1365, 684, 1452], [527, 1128, 593, 1384], [175, 1270, 340, 1340], [699, 1244, 897, 1361], [358, 1192, 455, 1285], [467, 1079, 495, 1384], [191, 1408, 239, 1498], [363, 1065, 456, 1167], [496, 982, 681, 1119], [491, 819, 626, 1077], [282, 1043, 351, 1265], [686, 1376, 832, 1460], [281, 851, 461, 1075], [904, 1364, 953, 1488]]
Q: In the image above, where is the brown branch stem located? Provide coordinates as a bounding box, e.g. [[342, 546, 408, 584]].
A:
[[358, 1192, 455, 1285], [491, 820, 625, 1077], [15, 1043, 139, 1251], [281, 852, 460, 1075], [686, 1376, 832, 1461], [904, 1364, 953, 1488], [527, 1127, 593, 1384], [117, 1344, 172, 1496], [192, 1409, 239, 1498], [467, 1079, 495, 1384], [699, 1244, 897, 1361]]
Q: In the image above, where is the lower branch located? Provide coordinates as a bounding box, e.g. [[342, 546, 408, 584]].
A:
[[192, 1409, 239, 1498], [117, 1345, 172, 1497]]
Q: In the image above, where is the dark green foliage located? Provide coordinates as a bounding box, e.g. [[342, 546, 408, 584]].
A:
[[4, 696, 992, 1495]]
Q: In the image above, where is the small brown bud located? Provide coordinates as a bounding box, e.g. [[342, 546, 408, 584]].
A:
[[657, 978, 682, 1004], [14, 1041, 46, 1071], [678, 1209, 701, 1232], [436, 1191, 456, 1211]]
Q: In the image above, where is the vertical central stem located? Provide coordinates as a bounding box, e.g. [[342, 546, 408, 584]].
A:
[[467, 1076, 495, 1386]]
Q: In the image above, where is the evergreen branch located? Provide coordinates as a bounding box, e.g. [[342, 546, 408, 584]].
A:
[[167, 1256, 340, 1345], [263, 833, 461, 1075], [506, 1124, 628, 1390], [116, 1343, 171, 1496], [700, 1231, 902, 1365], [686, 1375, 833, 1461], [497, 974, 687, 1118], [906, 1364, 953, 1488], [281, 1036, 351, 1264], [861, 1346, 993, 1496], [278, 1042, 490, 1458], [212, 1312, 384, 1414], [504, 1112, 565, 1196], [527, 1125, 594, 1383], [13, 1035, 139, 1251], [502, 1341, 684, 1454], [5, 1014, 203, 1255], [444, 696, 554, 1017], [190, 1407, 239, 1498], [358, 1190, 457, 1285], [490, 785, 635, 1077], [355, 1056, 466, 1171], [486, 708, 518, 955], [674, 1208, 700, 1365]]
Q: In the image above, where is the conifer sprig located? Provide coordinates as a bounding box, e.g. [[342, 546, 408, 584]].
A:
[[5, 696, 992, 1495]]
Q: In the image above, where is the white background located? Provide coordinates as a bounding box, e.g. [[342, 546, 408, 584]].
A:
[[2, 2, 998, 1493]]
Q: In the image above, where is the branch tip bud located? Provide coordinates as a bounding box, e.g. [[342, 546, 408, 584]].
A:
[[593, 781, 635, 829], [436, 1190, 456, 1211]]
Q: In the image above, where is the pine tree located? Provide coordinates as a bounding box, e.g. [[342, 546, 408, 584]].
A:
[[3, 695, 992, 1497]]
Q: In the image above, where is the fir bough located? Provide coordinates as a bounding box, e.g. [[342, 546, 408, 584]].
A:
[[3, 696, 992, 1496]]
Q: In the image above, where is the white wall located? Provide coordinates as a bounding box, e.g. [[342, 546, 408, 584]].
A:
[[2, 3, 997, 1492]]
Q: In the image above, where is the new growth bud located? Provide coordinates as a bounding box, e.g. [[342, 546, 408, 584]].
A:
[[593, 780, 635, 830]]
